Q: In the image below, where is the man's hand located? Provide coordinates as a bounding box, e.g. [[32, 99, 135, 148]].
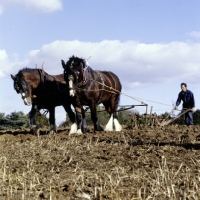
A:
[[191, 107, 195, 112], [174, 106, 178, 110]]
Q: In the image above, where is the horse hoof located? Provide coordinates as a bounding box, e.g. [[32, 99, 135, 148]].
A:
[[104, 127, 113, 132], [69, 129, 83, 136], [82, 127, 89, 133], [76, 129, 83, 135], [69, 123, 77, 134], [104, 124, 113, 131]]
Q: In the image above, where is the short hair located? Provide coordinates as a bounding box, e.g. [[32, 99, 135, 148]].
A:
[[181, 83, 187, 87]]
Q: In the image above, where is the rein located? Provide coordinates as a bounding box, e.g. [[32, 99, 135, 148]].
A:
[[76, 78, 172, 107]]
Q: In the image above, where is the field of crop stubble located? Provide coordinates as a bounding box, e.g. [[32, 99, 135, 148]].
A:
[[0, 125, 200, 200]]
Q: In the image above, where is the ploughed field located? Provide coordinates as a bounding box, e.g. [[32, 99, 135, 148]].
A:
[[0, 125, 200, 199]]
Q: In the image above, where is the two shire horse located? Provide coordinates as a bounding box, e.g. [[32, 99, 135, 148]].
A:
[[61, 55, 122, 133], [11, 68, 88, 133]]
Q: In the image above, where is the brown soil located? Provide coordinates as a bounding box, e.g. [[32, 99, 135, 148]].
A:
[[0, 125, 200, 199]]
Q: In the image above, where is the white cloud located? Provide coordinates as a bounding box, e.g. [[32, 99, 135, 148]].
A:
[[0, 0, 62, 14], [23, 40, 200, 89], [3, 40, 200, 90], [0, 49, 11, 78], [187, 31, 200, 39]]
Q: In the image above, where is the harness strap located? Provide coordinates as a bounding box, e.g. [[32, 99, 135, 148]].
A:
[[95, 70, 104, 105], [15, 74, 32, 98], [49, 75, 61, 91], [37, 69, 45, 92]]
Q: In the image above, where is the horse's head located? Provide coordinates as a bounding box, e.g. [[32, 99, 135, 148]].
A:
[[11, 69, 39, 106], [61, 55, 86, 97]]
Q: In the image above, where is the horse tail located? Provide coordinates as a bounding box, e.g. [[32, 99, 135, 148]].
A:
[[109, 71, 122, 111]]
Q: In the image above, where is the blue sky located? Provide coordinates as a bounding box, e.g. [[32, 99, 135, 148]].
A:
[[1, 0, 200, 125]]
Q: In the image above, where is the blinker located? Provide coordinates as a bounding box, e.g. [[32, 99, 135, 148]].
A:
[[14, 81, 20, 93], [21, 82, 27, 91]]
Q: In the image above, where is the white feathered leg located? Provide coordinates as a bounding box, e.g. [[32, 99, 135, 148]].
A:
[[104, 114, 113, 131], [76, 129, 83, 135], [114, 118, 122, 131], [69, 123, 77, 135]]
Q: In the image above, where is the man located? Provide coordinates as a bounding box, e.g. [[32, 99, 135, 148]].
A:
[[175, 83, 195, 125]]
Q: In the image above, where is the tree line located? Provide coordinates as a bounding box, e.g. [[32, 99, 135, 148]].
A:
[[1, 108, 200, 130], [0, 111, 49, 130]]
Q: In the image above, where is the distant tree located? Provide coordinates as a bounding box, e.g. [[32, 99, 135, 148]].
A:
[[0, 113, 6, 119], [95, 106, 109, 126], [81, 106, 110, 126], [8, 111, 29, 128], [86, 106, 134, 126], [117, 108, 133, 126], [0, 111, 29, 130], [162, 112, 170, 118], [193, 109, 200, 125], [0, 113, 8, 130], [35, 112, 49, 128]]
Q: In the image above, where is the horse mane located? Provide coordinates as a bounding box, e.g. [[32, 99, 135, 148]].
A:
[[67, 55, 85, 67], [17, 68, 49, 76], [68, 55, 84, 61], [18, 67, 34, 73]]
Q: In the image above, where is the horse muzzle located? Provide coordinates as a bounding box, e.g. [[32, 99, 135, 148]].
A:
[[21, 93, 32, 106], [69, 88, 75, 97]]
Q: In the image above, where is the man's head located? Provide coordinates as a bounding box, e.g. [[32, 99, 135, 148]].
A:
[[181, 83, 187, 92]]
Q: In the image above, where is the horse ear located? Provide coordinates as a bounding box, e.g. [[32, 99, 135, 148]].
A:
[[11, 74, 16, 80], [35, 64, 37, 69], [61, 60, 66, 69]]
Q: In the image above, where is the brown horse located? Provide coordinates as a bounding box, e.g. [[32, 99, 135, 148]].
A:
[[61, 55, 122, 132], [11, 68, 88, 134]]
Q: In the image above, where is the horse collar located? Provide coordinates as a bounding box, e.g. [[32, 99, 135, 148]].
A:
[[38, 69, 45, 85], [31, 69, 47, 98]]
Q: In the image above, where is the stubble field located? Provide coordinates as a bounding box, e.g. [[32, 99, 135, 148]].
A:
[[0, 125, 200, 200]]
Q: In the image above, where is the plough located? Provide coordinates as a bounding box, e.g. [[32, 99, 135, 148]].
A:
[[131, 108, 192, 127], [157, 108, 191, 126], [81, 104, 191, 127]]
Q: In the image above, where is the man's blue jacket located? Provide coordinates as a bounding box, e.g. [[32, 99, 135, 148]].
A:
[[176, 89, 195, 108]]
